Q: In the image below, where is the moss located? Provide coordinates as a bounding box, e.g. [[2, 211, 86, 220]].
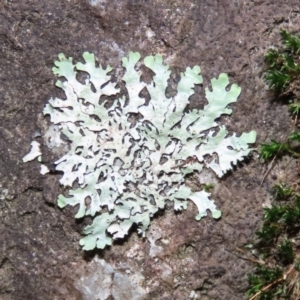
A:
[[246, 31, 300, 300]]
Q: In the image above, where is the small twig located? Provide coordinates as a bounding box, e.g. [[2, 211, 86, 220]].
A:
[[294, 113, 298, 126], [260, 128, 300, 186], [249, 264, 295, 300], [235, 247, 265, 265], [260, 101, 300, 186], [260, 155, 277, 186]]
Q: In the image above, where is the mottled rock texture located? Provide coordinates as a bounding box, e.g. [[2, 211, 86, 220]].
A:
[[1, 0, 300, 299]]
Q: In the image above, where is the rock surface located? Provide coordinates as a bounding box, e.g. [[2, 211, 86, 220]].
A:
[[1, 0, 300, 299]]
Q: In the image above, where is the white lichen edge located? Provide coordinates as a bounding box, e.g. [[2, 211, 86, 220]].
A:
[[40, 165, 50, 175], [22, 141, 42, 163]]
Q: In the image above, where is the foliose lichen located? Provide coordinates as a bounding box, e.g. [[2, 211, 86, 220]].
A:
[[40, 51, 256, 250]]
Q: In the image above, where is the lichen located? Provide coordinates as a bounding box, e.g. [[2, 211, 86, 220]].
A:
[[41, 51, 256, 250]]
